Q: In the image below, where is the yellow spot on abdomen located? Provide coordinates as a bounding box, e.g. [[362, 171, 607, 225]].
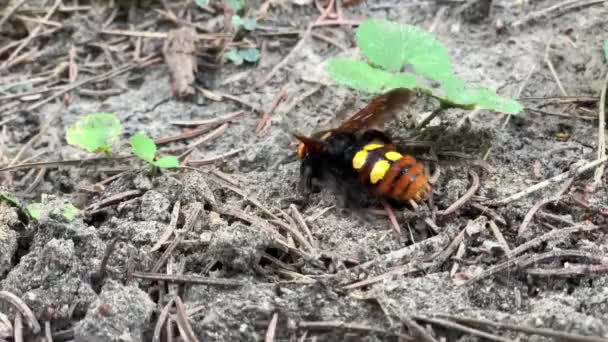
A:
[[385, 151, 402, 161], [370, 160, 390, 184], [363, 143, 384, 151], [352, 150, 368, 170]]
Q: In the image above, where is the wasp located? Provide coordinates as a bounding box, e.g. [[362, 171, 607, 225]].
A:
[[294, 88, 431, 206]]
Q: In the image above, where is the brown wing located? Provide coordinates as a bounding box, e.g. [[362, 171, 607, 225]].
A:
[[336, 88, 414, 133]]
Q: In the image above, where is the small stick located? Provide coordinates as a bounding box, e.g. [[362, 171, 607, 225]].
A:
[[297, 321, 413, 340], [507, 223, 600, 259], [289, 204, 317, 249], [381, 200, 402, 238], [512, 0, 605, 27], [413, 315, 512, 342], [1, 0, 62, 70], [85, 189, 143, 212], [526, 263, 608, 277], [14, 312, 23, 342], [593, 68, 607, 189], [170, 110, 244, 126], [469, 202, 507, 226], [151, 204, 202, 273], [152, 298, 175, 342], [178, 123, 228, 161], [517, 197, 557, 237], [400, 316, 439, 342], [0, 0, 28, 28], [449, 242, 466, 277], [184, 148, 244, 166], [464, 249, 601, 285], [544, 39, 568, 97], [486, 157, 607, 206], [151, 200, 181, 252], [439, 170, 480, 216], [265, 313, 279, 342], [174, 296, 199, 342], [487, 220, 511, 252], [0, 291, 41, 334], [132, 271, 245, 287], [439, 314, 608, 342], [24, 167, 46, 193]]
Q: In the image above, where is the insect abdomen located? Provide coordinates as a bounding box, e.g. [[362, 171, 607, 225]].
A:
[[351, 142, 431, 202]]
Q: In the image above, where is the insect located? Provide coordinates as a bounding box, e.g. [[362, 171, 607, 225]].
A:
[[294, 88, 431, 206]]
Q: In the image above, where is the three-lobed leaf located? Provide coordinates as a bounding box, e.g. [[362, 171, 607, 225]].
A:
[[66, 113, 122, 153], [130, 133, 156, 163]]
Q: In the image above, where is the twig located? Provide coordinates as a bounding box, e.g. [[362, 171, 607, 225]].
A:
[[507, 223, 600, 259], [0, 291, 41, 334], [526, 263, 608, 277], [289, 204, 317, 249], [486, 157, 607, 206], [151, 200, 181, 252], [413, 315, 512, 342], [14, 312, 23, 342], [170, 110, 245, 126], [256, 0, 335, 86], [297, 321, 413, 340], [174, 296, 199, 342], [178, 123, 229, 161], [512, 0, 606, 27], [1, 0, 62, 70], [132, 272, 245, 287], [488, 220, 511, 252], [439, 314, 608, 342], [24, 167, 46, 193], [400, 316, 439, 342], [517, 197, 557, 237], [470, 202, 507, 226], [151, 204, 202, 273], [153, 298, 175, 342], [464, 249, 602, 285], [544, 39, 568, 97], [0, 0, 28, 28], [438, 170, 480, 216], [184, 148, 243, 166], [265, 313, 279, 342], [593, 68, 607, 189], [8, 104, 61, 166], [381, 199, 402, 238], [85, 190, 143, 212], [26, 57, 160, 111]]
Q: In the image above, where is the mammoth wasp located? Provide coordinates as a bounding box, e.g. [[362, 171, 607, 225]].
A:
[[294, 88, 431, 207]]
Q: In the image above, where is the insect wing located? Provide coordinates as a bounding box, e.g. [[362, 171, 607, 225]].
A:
[[337, 88, 414, 133]]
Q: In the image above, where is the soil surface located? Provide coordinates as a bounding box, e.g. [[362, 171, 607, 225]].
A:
[[1, 0, 608, 341]]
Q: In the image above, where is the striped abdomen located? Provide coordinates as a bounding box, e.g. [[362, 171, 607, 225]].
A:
[[351, 142, 431, 202]]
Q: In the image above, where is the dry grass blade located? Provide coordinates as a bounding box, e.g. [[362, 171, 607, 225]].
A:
[[265, 313, 279, 342], [151, 200, 181, 252], [0, 156, 133, 173], [413, 315, 512, 342], [8, 104, 61, 167], [289, 204, 317, 249], [153, 298, 175, 342], [184, 148, 244, 166], [507, 223, 601, 258], [438, 314, 608, 342], [512, 0, 606, 27], [488, 220, 511, 252], [439, 170, 480, 216], [544, 39, 568, 97], [174, 296, 199, 342], [0, 291, 41, 334]]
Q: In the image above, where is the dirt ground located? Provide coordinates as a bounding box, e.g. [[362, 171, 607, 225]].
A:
[[1, 0, 608, 341]]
